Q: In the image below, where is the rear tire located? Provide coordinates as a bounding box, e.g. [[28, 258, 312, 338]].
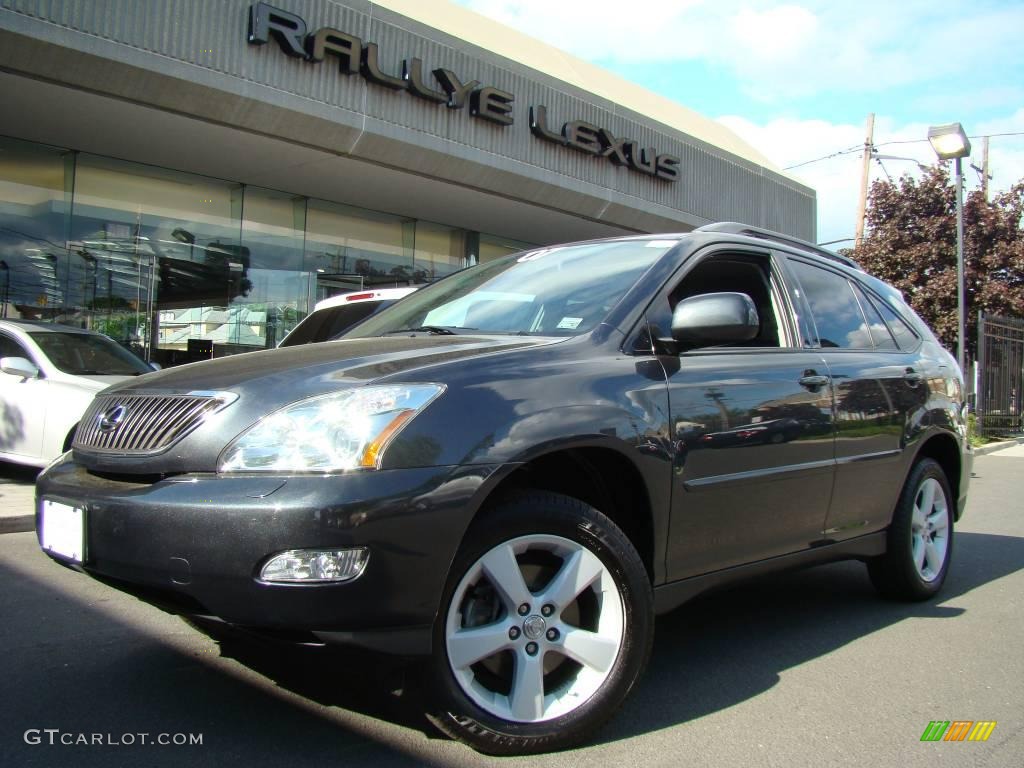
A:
[[427, 491, 653, 755], [868, 458, 953, 601]]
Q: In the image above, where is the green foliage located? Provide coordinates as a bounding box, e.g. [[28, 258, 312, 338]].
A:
[[966, 412, 991, 448], [92, 314, 142, 342], [847, 167, 1024, 360]]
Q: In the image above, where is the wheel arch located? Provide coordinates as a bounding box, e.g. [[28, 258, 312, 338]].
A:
[[466, 444, 658, 584], [62, 423, 78, 453], [911, 432, 963, 520]]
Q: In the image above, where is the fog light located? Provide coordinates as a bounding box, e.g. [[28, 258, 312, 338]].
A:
[[260, 548, 369, 583]]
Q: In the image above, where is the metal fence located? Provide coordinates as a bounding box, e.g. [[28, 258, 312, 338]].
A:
[[976, 313, 1024, 434]]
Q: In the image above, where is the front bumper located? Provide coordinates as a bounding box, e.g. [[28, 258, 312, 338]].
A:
[[36, 458, 497, 654]]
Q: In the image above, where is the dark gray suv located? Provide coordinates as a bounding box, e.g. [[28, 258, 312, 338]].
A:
[[36, 223, 971, 755]]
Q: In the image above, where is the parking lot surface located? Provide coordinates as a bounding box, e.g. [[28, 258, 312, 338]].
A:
[[1, 450, 1021, 767]]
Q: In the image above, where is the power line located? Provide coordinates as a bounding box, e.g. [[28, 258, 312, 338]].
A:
[[875, 157, 894, 182], [786, 131, 1024, 170], [782, 145, 861, 170]]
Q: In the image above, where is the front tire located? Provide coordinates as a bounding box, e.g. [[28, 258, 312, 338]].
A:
[[427, 491, 653, 755], [868, 458, 954, 601]]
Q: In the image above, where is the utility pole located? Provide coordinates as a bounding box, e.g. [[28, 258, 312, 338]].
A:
[[854, 113, 875, 249], [981, 136, 990, 200]]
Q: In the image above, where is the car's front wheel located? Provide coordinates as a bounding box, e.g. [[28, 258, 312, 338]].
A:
[[427, 491, 653, 755]]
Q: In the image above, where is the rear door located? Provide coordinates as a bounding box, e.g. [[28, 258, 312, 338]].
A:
[[784, 258, 927, 540], [645, 247, 836, 580]]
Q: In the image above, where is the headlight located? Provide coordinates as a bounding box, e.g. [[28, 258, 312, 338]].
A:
[[218, 384, 444, 472]]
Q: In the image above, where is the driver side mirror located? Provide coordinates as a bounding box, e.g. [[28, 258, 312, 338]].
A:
[[0, 356, 41, 379], [670, 292, 760, 346]]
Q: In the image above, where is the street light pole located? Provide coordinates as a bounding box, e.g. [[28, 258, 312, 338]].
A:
[[954, 155, 966, 376], [928, 122, 972, 375]]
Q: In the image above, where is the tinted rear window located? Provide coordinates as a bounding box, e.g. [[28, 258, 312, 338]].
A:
[[280, 300, 391, 347]]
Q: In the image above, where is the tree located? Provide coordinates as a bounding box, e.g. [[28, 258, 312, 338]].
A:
[[848, 167, 1024, 361]]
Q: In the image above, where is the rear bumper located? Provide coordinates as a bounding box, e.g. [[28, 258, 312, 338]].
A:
[[36, 457, 498, 654]]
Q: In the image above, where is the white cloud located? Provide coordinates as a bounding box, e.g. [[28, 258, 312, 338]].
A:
[[732, 5, 819, 61], [719, 112, 1024, 246], [456, 0, 1024, 242], [457, 0, 1024, 103]]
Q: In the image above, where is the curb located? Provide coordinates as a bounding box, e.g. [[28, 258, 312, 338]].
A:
[[975, 436, 1024, 456], [0, 515, 34, 535]]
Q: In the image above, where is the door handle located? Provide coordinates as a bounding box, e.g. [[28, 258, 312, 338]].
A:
[[799, 373, 830, 389]]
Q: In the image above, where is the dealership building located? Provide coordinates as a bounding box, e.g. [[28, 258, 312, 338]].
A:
[[0, 0, 815, 365]]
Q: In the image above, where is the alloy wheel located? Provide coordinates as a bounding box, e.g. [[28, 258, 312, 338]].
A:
[[444, 533, 624, 723]]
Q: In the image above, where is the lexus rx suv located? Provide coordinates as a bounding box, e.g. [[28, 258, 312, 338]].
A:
[[36, 223, 970, 755]]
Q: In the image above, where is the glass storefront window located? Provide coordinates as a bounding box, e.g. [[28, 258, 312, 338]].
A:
[[70, 154, 242, 364], [0, 137, 72, 321], [238, 187, 308, 349], [479, 233, 532, 263], [414, 221, 467, 280], [305, 200, 414, 300], [0, 135, 538, 366]]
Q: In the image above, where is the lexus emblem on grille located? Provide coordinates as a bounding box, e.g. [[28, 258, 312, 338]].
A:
[[97, 404, 128, 433]]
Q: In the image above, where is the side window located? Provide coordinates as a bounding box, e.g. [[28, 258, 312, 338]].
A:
[[788, 260, 872, 349], [851, 283, 897, 350], [646, 253, 785, 350], [0, 333, 30, 360], [869, 295, 920, 350]]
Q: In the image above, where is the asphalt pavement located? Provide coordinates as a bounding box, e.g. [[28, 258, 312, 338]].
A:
[[0, 462, 36, 533], [0, 448, 1021, 767]]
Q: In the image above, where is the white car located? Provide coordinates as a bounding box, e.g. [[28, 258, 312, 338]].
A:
[[0, 320, 154, 468], [278, 287, 418, 347]]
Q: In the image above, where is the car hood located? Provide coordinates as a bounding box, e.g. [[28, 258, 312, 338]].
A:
[[74, 374, 140, 390], [73, 335, 560, 474], [105, 335, 556, 397]]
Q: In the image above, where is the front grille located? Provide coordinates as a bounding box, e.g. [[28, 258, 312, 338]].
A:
[[74, 391, 236, 455]]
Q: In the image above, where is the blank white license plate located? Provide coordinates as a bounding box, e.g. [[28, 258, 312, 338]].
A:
[[41, 500, 85, 564]]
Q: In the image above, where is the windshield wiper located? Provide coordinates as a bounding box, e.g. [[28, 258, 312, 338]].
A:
[[383, 326, 459, 336]]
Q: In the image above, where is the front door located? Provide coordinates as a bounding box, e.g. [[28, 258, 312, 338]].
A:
[[0, 331, 48, 460], [645, 249, 836, 580]]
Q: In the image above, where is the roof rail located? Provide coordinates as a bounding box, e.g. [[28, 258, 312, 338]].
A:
[[695, 222, 861, 270]]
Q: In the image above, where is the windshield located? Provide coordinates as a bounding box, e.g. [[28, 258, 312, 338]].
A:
[[30, 331, 153, 376], [344, 239, 678, 338]]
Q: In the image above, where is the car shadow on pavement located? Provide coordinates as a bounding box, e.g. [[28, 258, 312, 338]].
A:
[[176, 529, 1023, 750], [3, 529, 1020, 763], [0, 460, 40, 484], [0, 554, 447, 767], [599, 529, 1024, 744], [184, 618, 435, 737]]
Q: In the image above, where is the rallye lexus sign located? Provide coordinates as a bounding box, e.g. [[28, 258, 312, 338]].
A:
[[248, 3, 681, 181]]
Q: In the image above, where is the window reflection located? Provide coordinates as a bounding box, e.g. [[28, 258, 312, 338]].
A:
[[479, 233, 531, 264], [306, 200, 414, 297], [71, 154, 244, 364], [0, 138, 72, 321], [237, 187, 308, 349], [414, 221, 466, 280], [0, 136, 537, 365]]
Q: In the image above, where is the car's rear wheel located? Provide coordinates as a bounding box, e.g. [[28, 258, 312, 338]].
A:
[[427, 491, 652, 755], [868, 458, 953, 601]]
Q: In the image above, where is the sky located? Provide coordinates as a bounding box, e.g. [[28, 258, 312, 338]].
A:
[[454, 0, 1024, 248]]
